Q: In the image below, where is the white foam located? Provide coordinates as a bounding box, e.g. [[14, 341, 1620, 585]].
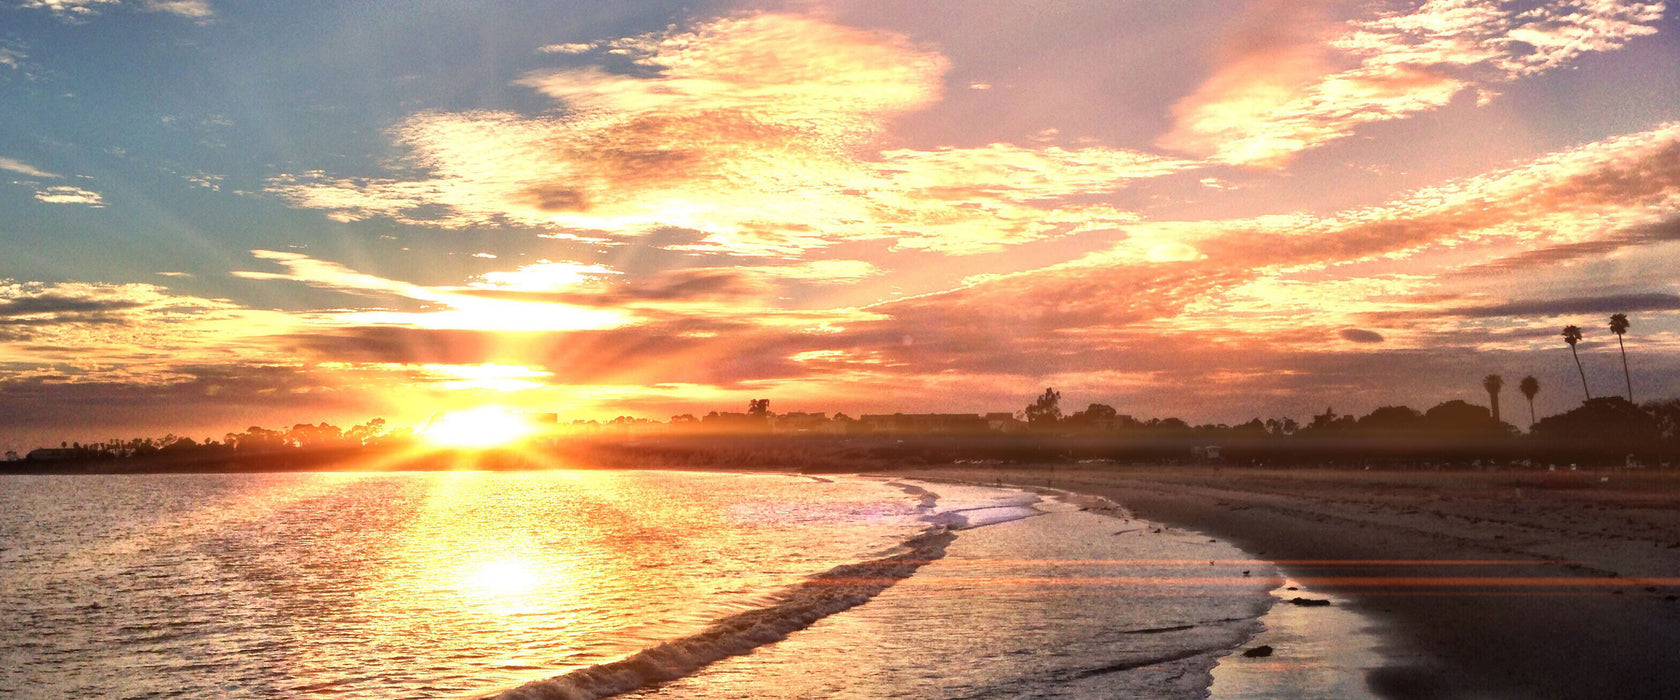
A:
[[490, 528, 956, 700], [611, 486, 1281, 700], [941, 504, 1044, 529]]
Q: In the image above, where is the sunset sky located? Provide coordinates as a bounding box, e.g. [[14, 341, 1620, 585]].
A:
[[3, 0, 1679, 449]]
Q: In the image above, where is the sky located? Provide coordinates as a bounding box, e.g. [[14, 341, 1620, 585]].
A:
[[3, 0, 1679, 449]]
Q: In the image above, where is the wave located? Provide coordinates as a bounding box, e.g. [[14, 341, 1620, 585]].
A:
[[489, 526, 957, 700]]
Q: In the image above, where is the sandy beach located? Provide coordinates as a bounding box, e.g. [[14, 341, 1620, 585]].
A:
[[894, 465, 1680, 700]]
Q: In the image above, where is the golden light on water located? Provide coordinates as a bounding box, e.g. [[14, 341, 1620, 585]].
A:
[[421, 407, 537, 448], [465, 559, 541, 597]]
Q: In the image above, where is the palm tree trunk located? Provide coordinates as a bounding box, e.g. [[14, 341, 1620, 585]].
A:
[[1618, 335, 1632, 402], [1527, 397, 1536, 429], [1571, 346, 1591, 400]]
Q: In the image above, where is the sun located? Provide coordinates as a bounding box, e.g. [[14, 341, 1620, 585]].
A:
[[421, 407, 537, 448]]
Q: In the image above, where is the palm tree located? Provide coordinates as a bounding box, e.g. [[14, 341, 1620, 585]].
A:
[[1562, 325, 1590, 401], [1519, 375, 1540, 429], [1609, 313, 1632, 402], [1483, 374, 1504, 425]]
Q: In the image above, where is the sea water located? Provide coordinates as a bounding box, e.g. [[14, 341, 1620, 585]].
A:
[[0, 471, 1290, 698]]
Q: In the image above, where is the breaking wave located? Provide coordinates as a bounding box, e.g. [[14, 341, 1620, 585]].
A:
[[490, 526, 958, 700]]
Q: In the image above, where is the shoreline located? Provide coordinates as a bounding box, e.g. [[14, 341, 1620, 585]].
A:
[[1208, 575, 1386, 700], [892, 464, 1680, 700], [899, 474, 1390, 700]]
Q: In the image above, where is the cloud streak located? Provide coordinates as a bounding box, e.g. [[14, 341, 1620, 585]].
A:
[[0, 157, 59, 178]]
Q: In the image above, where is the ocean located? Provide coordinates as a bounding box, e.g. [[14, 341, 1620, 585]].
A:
[[0, 470, 1371, 698]]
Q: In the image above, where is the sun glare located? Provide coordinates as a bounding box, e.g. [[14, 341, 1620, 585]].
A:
[[465, 559, 540, 596], [422, 407, 537, 448]]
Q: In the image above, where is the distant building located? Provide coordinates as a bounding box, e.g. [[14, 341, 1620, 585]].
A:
[[25, 448, 82, 461], [700, 411, 770, 433], [985, 412, 1026, 433], [858, 413, 989, 435], [772, 412, 839, 435]]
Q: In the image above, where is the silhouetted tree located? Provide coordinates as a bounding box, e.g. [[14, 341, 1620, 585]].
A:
[[1563, 325, 1590, 401], [233, 426, 284, 452], [1063, 403, 1117, 430], [1146, 416, 1190, 432], [1356, 405, 1423, 436], [345, 418, 387, 444], [284, 422, 343, 449], [1079, 403, 1117, 420], [1519, 375, 1540, 429], [1609, 313, 1632, 403], [1305, 406, 1354, 434], [1644, 399, 1680, 457], [747, 399, 771, 418], [1531, 397, 1657, 463], [1421, 400, 1505, 438], [1024, 388, 1062, 425], [160, 436, 198, 452], [1483, 374, 1504, 425]]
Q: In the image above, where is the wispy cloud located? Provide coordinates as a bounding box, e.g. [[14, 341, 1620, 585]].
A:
[[16, 0, 119, 19], [141, 0, 210, 19], [1346, 0, 1668, 79], [233, 250, 631, 332], [235, 250, 882, 327], [0, 43, 27, 72], [270, 13, 1187, 256], [537, 42, 595, 54], [17, 0, 209, 19], [1162, 0, 1667, 166], [3, 158, 108, 206], [0, 156, 60, 179]]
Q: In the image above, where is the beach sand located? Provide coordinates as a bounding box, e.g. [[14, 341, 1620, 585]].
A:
[[893, 465, 1680, 700]]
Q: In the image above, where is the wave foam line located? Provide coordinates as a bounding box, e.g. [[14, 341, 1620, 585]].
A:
[[490, 527, 958, 700]]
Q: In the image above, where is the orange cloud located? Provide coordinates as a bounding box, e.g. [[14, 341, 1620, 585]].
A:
[[0, 280, 298, 385], [272, 119, 1679, 396], [882, 122, 1680, 359], [1162, 0, 1667, 166], [269, 13, 1187, 255]]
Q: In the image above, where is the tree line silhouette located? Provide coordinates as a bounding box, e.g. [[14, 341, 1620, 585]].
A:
[[4, 315, 1670, 471]]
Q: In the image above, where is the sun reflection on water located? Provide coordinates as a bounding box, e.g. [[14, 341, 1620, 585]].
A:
[[1, 470, 938, 698], [466, 559, 541, 596]]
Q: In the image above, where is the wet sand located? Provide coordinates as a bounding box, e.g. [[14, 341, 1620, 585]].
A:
[[894, 465, 1680, 700]]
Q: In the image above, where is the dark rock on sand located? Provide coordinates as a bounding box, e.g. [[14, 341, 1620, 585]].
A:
[[1243, 645, 1274, 658]]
